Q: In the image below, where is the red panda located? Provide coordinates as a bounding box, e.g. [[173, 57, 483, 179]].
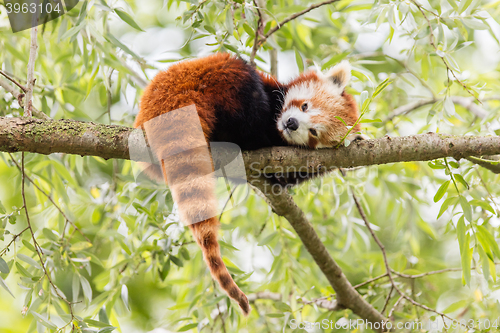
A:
[[133, 53, 362, 316]]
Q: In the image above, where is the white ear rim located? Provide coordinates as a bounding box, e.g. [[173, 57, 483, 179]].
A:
[[326, 60, 351, 90]]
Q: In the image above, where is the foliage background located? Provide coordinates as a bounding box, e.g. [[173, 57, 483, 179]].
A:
[[1, 0, 500, 332]]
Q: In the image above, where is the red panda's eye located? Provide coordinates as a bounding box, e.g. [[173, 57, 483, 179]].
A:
[[301, 103, 308, 111]]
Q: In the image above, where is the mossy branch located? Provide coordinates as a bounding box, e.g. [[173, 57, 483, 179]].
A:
[[1, 117, 499, 175]]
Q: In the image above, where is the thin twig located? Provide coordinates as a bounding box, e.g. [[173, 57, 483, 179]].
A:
[[247, 291, 339, 311], [409, 0, 479, 103], [0, 227, 29, 257], [218, 185, 237, 221], [249, 0, 264, 67], [348, 173, 473, 330], [25, 23, 39, 117], [250, 0, 340, 63], [387, 295, 404, 320], [261, 0, 340, 44], [0, 78, 49, 119], [7, 153, 90, 243], [21, 153, 76, 329], [381, 285, 394, 315], [212, 281, 227, 333], [0, 70, 27, 92], [474, 168, 500, 213], [384, 96, 490, 123], [352, 273, 389, 289]]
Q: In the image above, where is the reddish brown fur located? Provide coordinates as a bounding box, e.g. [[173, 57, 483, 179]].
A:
[[134, 54, 360, 316], [135, 54, 252, 315]]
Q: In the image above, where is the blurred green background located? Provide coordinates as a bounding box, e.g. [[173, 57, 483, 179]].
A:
[[1, 0, 500, 332]]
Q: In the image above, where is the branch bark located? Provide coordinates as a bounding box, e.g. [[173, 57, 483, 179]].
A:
[[249, 175, 387, 330], [1, 117, 499, 174]]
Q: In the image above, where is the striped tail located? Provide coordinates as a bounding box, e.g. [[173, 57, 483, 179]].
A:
[[140, 106, 250, 315], [165, 149, 250, 316], [189, 218, 250, 315]]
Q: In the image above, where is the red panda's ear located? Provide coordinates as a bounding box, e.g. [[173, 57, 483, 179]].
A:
[[325, 60, 351, 91]]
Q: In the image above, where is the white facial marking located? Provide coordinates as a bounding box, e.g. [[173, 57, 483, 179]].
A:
[[277, 107, 314, 146], [283, 83, 314, 106]]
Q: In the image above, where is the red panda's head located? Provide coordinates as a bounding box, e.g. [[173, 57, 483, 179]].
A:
[[277, 61, 361, 149]]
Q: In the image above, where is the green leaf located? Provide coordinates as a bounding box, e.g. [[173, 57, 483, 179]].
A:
[[70, 242, 93, 252], [334, 116, 347, 126], [266, 313, 284, 317], [458, 0, 474, 14], [433, 180, 450, 202], [42, 228, 59, 242], [22, 240, 36, 253], [17, 254, 42, 270], [443, 300, 468, 314], [476, 225, 500, 259], [321, 53, 348, 71], [121, 284, 130, 311], [453, 174, 468, 189], [80, 275, 93, 302], [0, 276, 14, 298], [470, 199, 495, 214], [360, 118, 381, 123], [0, 257, 9, 274], [170, 255, 184, 267], [115, 9, 145, 32], [15, 262, 32, 277], [178, 323, 198, 331], [31, 312, 58, 330], [444, 97, 455, 116], [84, 318, 114, 328], [258, 231, 278, 246], [72, 274, 80, 302], [275, 301, 292, 312], [60, 24, 84, 41], [179, 247, 190, 260], [373, 78, 392, 97], [204, 24, 216, 34], [477, 244, 490, 282], [438, 196, 457, 218], [459, 196, 472, 222], [219, 241, 239, 251], [159, 259, 170, 281], [457, 216, 466, 250], [295, 50, 304, 72], [99, 307, 110, 325], [462, 18, 488, 30], [457, 216, 471, 286], [98, 327, 117, 333], [242, 23, 254, 37]]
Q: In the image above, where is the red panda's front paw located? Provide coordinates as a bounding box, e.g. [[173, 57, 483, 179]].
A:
[[347, 133, 370, 142]]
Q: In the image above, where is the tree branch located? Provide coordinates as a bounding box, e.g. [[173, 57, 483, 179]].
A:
[[260, 0, 340, 46], [465, 156, 500, 174], [250, 0, 340, 64], [249, 175, 387, 330], [1, 117, 499, 175]]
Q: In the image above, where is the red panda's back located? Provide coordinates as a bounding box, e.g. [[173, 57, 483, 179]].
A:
[[134, 53, 254, 136]]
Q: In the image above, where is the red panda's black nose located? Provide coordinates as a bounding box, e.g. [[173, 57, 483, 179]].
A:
[[285, 117, 299, 131]]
